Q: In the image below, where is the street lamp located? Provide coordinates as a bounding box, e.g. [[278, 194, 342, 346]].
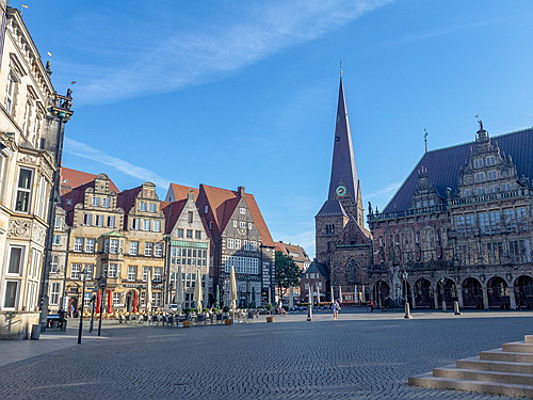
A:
[[439, 277, 447, 312], [77, 268, 89, 344], [402, 271, 412, 319]]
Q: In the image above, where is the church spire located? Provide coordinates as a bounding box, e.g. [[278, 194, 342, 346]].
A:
[[327, 76, 360, 206]]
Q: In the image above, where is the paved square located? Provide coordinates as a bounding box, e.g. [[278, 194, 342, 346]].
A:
[[0, 312, 532, 399]]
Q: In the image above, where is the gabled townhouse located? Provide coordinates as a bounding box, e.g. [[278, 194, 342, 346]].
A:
[[166, 183, 276, 307], [197, 185, 276, 307], [163, 190, 211, 309], [117, 182, 166, 312]]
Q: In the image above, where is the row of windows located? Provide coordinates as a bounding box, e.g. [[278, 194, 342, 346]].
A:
[[70, 263, 163, 282], [169, 247, 208, 266], [71, 238, 163, 257], [232, 220, 253, 230], [223, 256, 259, 274], [226, 238, 258, 251], [462, 182, 513, 197], [138, 201, 157, 213], [473, 155, 497, 169], [454, 207, 528, 234], [177, 229, 202, 239], [91, 196, 111, 208], [457, 239, 532, 265], [131, 218, 161, 232], [83, 213, 116, 228]]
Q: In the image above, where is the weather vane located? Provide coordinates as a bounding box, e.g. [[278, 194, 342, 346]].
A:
[[424, 129, 428, 153], [339, 59, 343, 76]]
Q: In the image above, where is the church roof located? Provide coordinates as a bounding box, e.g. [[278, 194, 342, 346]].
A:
[[327, 77, 360, 203], [383, 127, 533, 214], [316, 198, 347, 218]]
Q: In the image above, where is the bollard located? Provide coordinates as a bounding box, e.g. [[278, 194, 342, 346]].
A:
[[454, 301, 462, 315], [404, 302, 413, 319], [307, 305, 313, 322]]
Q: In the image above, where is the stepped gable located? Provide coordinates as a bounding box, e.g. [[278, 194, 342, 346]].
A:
[[384, 127, 533, 214]]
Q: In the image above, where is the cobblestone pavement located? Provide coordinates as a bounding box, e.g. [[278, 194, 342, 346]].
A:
[[0, 314, 532, 399]]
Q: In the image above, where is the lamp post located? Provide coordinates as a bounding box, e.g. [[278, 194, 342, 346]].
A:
[[77, 268, 89, 344], [402, 271, 412, 319], [440, 277, 447, 312]]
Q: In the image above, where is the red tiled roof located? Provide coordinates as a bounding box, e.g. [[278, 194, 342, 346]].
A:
[[167, 183, 198, 201], [61, 167, 119, 195], [117, 186, 142, 213], [199, 184, 274, 247], [162, 199, 187, 234], [274, 241, 310, 262]]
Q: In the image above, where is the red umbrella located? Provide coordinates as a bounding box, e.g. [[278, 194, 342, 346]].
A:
[[96, 290, 101, 314], [132, 290, 138, 313], [107, 290, 113, 314]]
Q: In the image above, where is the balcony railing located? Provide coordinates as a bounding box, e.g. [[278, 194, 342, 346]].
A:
[[369, 205, 447, 222], [450, 188, 532, 206]]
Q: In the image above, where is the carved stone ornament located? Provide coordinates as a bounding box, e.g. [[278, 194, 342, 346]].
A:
[[18, 154, 37, 165], [32, 223, 47, 245], [8, 219, 32, 239]]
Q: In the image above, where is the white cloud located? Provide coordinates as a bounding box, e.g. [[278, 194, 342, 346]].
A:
[[56, 0, 394, 105], [366, 181, 402, 200], [63, 137, 172, 189]]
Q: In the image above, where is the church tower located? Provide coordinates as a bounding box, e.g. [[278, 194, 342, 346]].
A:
[[315, 75, 366, 270]]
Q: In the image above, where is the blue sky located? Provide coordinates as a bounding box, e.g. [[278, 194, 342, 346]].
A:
[[24, 0, 533, 256]]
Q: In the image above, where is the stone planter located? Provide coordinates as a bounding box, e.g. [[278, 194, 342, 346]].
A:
[[266, 316, 274, 323], [183, 320, 192, 328], [224, 319, 233, 325]]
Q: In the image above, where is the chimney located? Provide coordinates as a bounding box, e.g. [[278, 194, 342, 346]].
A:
[[237, 186, 245, 195], [187, 191, 194, 200]]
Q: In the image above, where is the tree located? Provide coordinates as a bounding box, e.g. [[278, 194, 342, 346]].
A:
[[275, 251, 300, 299]]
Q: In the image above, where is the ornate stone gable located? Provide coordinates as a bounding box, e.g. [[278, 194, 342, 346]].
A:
[[457, 124, 520, 198]]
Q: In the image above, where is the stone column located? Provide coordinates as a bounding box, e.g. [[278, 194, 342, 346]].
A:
[[410, 284, 416, 309], [456, 284, 464, 308], [509, 287, 517, 310], [433, 288, 439, 309], [482, 285, 489, 310]]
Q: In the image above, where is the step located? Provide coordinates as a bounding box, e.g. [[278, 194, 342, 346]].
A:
[[409, 373, 533, 398], [457, 357, 533, 375], [481, 349, 533, 363], [503, 342, 533, 353], [525, 335, 533, 344], [433, 367, 533, 386]]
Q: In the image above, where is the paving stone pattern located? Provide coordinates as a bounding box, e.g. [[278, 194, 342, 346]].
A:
[[0, 316, 531, 399]]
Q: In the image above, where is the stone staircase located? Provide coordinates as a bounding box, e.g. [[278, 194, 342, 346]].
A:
[[408, 335, 533, 398]]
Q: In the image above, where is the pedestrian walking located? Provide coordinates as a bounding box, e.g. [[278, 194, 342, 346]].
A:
[[369, 300, 375, 312], [331, 300, 341, 320]]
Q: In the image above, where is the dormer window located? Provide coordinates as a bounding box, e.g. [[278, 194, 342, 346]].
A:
[[473, 158, 484, 168], [474, 172, 485, 183], [487, 170, 498, 181], [240, 208, 246, 214]]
